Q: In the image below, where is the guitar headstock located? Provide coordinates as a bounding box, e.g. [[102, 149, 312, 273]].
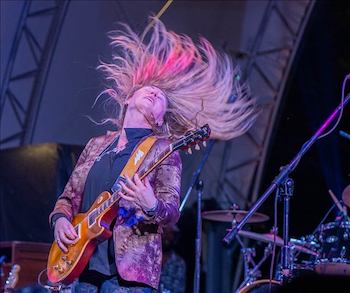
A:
[[137, 124, 211, 180], [171, 124, 211, 153]]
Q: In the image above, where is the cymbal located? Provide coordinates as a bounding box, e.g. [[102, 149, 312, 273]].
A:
[[342, 184, 350, 208], [237, 230, 318, 256], [202, 209, 269, 224]]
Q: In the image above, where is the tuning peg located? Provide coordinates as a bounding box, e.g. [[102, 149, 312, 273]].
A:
[[195, 144, 200, 151], [203, 141, 207, 147], [187, 148, 192, 154]]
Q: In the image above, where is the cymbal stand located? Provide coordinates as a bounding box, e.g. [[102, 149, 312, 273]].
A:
[[237, 243, 273, 290], [242, 247, 257, 281]]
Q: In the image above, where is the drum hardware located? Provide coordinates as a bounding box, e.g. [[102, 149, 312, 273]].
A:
[[274, 242, 315, 282], [229, 197, 350, 291], [294, 235, 320, 250], [232, 211, 350, 291], [241, 247, 258, 280], [238, 243, 273, 291], [275, 175, 294, 279], [235, 231, 321, 293]]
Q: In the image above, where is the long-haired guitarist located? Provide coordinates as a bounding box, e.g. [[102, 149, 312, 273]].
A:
[[49, 17, 256, 292]]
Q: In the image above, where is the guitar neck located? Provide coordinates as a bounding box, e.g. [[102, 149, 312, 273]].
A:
[[138, 147, 172, 180]]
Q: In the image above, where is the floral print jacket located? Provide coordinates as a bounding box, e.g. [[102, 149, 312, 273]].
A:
[[49, 131, 182, 289]]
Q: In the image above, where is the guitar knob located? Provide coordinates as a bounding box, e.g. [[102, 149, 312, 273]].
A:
[[54, 265, 64, 273]]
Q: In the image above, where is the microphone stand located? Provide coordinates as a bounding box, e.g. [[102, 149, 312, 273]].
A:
[[278, 175, 294, 278], [179, 140, 215, 212], [223, 93, 350, 251], [194, 180, 203, 293], [179, 141, 214, 293]]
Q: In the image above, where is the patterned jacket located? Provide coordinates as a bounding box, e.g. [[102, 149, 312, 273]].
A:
[[49, 131, 182, 289]]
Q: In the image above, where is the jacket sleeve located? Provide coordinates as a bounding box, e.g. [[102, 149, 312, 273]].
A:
[[49, 138, 94, 226], [146, 150, 182, 226]]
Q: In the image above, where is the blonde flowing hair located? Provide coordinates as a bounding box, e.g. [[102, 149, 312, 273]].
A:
[[98, 17, 257, 140]]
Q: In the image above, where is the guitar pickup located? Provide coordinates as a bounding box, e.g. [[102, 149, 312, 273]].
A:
[[111, 176, 126, 193]]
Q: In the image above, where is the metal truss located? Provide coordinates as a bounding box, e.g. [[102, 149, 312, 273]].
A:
[[0, 0, 70, 149], [215, 0, 315, 209]]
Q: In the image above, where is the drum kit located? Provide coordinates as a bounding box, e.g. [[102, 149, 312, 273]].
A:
[[202, 185, 350, 292]]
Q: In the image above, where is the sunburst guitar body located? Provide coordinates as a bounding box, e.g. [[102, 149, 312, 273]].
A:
[[47, 191, 117, 284]]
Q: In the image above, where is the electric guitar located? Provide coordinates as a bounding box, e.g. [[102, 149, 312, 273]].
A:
[[47, 125, 210, 284], [4, 264, 20, 292]]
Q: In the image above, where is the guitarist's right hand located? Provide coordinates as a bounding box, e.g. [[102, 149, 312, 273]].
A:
[[54, 217, 78, 253]]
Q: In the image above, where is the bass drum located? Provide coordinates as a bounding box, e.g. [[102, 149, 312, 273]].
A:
[[237, 279, 281, 293]]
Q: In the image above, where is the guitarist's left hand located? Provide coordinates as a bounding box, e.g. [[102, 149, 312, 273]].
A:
[[118, 174, 158, 212]]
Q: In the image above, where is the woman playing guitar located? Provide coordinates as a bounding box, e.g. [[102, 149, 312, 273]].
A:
[[49, 17, 256, 292]]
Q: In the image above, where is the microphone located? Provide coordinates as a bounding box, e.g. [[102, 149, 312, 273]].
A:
[[339, 130, 350, 140]]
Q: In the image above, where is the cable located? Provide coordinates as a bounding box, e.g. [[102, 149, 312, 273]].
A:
[[269, 192, 279, 288], [318, 73, 350, 139], [141, 0, 174, 39], [287, 73, 350, 174], [37, 268, 62, 291]]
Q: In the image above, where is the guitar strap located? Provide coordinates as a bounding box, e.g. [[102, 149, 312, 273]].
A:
[[111, 136, 158, 192]]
